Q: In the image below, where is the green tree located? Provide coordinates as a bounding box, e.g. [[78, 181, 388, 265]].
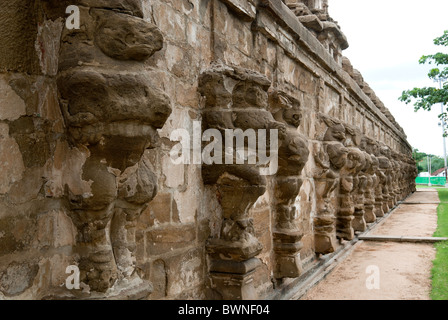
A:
[[400, 31, 448, 135], [412, 148, 445, 174], [413, 148, 426, 162], [431, 156, 445, 174]]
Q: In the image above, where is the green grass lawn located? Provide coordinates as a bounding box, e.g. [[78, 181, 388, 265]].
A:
[[431, 188, 448, 300], [416, 185, 446, 189]]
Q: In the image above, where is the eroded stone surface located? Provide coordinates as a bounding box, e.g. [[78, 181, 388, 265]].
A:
[[0, 124, 25, 195], [0, 77, 26, 121], [0, 0, 417, 300]]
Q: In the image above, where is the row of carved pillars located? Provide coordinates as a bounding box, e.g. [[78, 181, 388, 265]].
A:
[[198, 62, 417, 299]]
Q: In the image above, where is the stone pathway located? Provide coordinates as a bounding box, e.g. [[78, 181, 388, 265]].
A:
[[300, 189, 440, 300]]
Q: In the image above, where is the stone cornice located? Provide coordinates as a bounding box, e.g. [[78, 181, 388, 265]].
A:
[[257, 0, 411, 151]]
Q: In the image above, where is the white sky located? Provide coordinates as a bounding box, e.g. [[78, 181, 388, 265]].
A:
[[330, 0, 448, 157]]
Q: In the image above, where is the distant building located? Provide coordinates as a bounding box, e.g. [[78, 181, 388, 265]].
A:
[[419, 172, 431, 177], [432, 167, 448, 177]]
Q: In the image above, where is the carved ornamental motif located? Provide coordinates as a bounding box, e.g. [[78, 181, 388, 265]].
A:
[[51, 0, 172, 297], [269, 90, 309, 278], [199, 62, 282, 299], [313, 114, 347, 251], [284, 0, 348, 63]]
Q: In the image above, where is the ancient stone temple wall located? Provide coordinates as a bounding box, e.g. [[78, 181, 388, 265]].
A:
[[0, 0, 417, 299]]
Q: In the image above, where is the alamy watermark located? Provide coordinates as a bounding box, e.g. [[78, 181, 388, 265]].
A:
[[169, 121, 279, 176], [65, 265, 80, 290], [66, 5, 80, 30], [365, 265, 380, 290]]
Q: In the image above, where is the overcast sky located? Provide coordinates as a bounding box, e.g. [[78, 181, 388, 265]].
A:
[[330, 0, 448, 158]]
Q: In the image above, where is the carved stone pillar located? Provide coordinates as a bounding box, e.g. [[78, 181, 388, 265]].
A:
[[379, 145, 394, 211], [399, 157, 407, 199], [363, 152, 377, 223], [312, 141, 338, 254], [391, 152, 401, 205], [199, 62, 281, 299], [409, 157, 418, 193], [313, 115, 346, 253], [366, 141, 384, 219], [50, 0, 172, 297], [378, 156, 391, 214], [389, 166, 397, 208], [337, 147, 365, 240], [400, 159, 405, 197], [352, 150, 367, 232], [391, 160, 398, 206], [387, 151, 397, 207], [343, 126, 366, 233], [269, 90, 309, 278], [318, 115, 350, 241], [373, 176, 385, 217]]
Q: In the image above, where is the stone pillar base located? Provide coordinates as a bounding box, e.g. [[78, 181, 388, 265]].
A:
[[388, 199, 395, 209], [273, 230, 304, 279], [274, 254, 303, 279], [336, 229, 354, 240], [374, 203, 384, 217], [314, 232, 337, 254], [382, 202, 390, 214], [209, 258, 261, 300], [206, 237, 262, 300], [352, 213, 366, 232], [336, 216, 354, 240], [42, 276, 153, 300], [364, 205, 376, 223]]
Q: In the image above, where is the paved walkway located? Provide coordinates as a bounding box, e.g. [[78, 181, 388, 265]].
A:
[[301, 189, 440, 300]]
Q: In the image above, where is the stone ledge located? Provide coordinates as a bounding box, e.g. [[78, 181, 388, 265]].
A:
[[260, 0, 337, 73], [298, 15, 323, 32], [220, 0, 257, 21], [359, 235, 448, 243], [399, 201, 441, 205]]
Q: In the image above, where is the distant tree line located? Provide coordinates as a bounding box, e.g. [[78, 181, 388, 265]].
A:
[[413, 149, 446, 174]]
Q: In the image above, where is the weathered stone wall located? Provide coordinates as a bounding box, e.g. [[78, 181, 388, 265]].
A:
[[0, 0, 417, 300]]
